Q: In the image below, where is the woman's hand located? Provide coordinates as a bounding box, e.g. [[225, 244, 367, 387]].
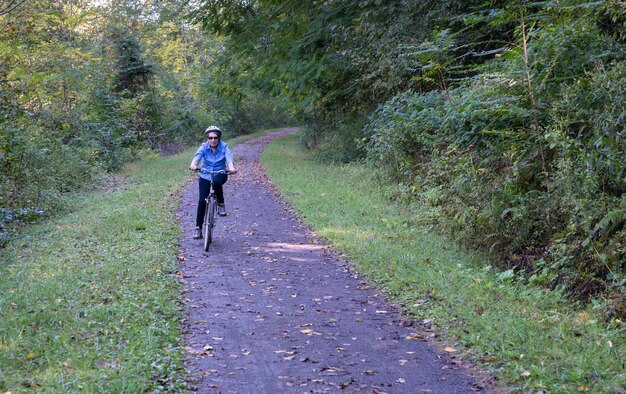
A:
[[189, 163, 197, 171]]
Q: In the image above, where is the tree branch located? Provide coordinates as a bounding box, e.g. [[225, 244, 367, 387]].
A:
[[0, 0, 27, 16]]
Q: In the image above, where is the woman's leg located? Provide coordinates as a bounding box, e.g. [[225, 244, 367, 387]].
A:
[[196, 177, 211, 227], [211, 173, 228, 204]]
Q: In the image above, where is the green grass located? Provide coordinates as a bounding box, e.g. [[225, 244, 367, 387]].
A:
[[0, 152, 190, 392], [261, 133, 626, 393], [0, 129, 274, 392]]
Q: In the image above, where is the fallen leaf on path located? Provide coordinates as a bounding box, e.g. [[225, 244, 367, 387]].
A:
[[444, 347, 457, 353], [321, 366, 344, 375], [396, 378, 406, 384], [406, 333, 425, 340], [300, 329, 322, 336]]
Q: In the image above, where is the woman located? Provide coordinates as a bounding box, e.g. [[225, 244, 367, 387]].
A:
[[188, 125, 237, 239]]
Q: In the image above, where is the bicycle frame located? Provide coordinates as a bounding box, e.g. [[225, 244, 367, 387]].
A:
[[196, 169, 227, 251]]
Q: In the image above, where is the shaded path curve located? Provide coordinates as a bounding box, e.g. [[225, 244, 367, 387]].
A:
[[178, 129, 488, 393]]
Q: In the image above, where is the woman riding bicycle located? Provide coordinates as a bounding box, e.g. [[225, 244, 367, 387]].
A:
[[189, 125, 237, 239]]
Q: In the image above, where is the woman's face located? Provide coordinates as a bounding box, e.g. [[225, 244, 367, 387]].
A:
[[207, 132, 220, 148]]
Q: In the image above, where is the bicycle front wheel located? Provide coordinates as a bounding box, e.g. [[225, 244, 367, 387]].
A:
[[203, 196, 216, 251]]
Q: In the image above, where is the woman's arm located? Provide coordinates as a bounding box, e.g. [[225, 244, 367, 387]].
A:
[[225, 145, 237, 173], [189, 143, 205, 170]]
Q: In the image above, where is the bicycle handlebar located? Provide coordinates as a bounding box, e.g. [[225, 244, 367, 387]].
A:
[[191, 168, 236, 175]]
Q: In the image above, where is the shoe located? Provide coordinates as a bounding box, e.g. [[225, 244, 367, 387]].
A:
[[192, 226, 202, 239], [218, 203, 227, 216]]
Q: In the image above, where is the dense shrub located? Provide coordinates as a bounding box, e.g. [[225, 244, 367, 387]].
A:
[[0, 1, 248, 245], [363, 54, 625, 306]]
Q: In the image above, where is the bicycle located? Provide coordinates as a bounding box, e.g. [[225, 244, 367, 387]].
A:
[[193, 169, 233, 251]]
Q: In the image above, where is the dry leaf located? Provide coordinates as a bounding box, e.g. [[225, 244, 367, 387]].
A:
[[444, 347, 457, 353], [521, 370, 531, 377]]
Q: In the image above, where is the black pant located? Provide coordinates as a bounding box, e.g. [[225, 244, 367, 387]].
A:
[[196, 174, 227, 227]]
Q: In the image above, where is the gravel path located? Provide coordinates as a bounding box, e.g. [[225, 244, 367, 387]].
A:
[[178, 129, 488, 393]]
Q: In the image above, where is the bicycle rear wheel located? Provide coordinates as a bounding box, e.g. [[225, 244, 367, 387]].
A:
[[203, 196, 216, 251]]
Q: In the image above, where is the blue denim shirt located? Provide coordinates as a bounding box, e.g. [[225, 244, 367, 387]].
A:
[[193, 140, 234, 180]]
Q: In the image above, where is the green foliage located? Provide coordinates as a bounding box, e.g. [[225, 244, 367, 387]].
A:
[[113, 34, 153, 95], [0, 0, 234, 243], [361, 2, 625, 305]]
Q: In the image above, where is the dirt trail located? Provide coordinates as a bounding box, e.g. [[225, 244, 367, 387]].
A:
[[178, 129, 486, 393]]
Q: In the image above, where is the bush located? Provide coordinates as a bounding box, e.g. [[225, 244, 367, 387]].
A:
[[362, 64, 625, 304]]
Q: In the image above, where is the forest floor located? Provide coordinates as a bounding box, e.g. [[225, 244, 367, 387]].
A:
[[177, 129, 494, 393]]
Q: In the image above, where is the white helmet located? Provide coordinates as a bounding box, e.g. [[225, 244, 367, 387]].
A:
[[205, 125, 222, 137]]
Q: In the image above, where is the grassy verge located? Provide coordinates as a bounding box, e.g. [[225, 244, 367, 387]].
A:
[[261, 133, 625, 393], [0, 129, 274, 392]]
